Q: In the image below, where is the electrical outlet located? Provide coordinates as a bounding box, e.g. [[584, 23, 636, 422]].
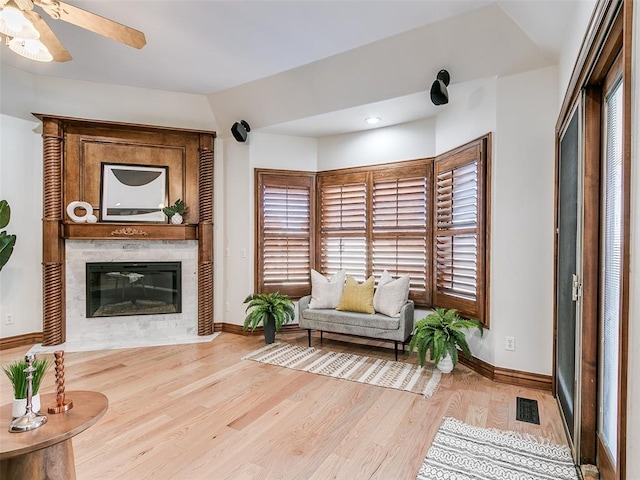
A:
[[5, 314, 14, 325], [505, 336, 515, 351], [225, 302, 230, 312]]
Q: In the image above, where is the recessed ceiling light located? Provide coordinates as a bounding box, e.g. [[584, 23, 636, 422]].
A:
[[365, 116, 381, 125]]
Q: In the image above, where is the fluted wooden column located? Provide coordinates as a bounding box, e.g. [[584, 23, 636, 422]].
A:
[[197, 134, 215, 335], [41, 119, 65, 345]]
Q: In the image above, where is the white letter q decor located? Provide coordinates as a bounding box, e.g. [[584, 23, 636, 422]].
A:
[[66, 201, 96, 223]]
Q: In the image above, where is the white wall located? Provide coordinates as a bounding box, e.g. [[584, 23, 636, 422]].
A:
[[0, 114, 43, 336], [434, 76, 497, 155], [491, 66, 558, 374], [1, 64, 217, 131], [0, 64, 37, 121], [318, 117, 435, 170], [557, 0, 598, 109], [222, 139, 253, 327], [250, 133, 318, 171]]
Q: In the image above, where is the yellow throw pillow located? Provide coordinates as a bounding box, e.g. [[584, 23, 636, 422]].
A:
[[337, 275, 375, 314]]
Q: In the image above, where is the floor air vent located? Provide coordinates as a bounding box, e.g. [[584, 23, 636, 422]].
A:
[[516, 397, 540, 424]]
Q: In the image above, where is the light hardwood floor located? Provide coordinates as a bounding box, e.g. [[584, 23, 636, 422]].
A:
[[1, 332, 570, 479]]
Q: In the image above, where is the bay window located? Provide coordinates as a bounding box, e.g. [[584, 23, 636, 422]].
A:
[[255, 135, 490, 325]]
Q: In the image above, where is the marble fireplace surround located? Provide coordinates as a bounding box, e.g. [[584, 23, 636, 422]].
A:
[[64, 240, 205, 350]]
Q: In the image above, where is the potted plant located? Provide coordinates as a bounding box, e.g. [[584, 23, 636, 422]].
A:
[[0, 199, 16, 271], [409, 307, 483, 373], [163, 199, 186, 225], [243, 292, 295, 344], [2, 356, 51, 417]]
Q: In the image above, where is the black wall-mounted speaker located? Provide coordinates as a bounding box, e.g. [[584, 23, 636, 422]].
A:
[[430, 69, 450, 106], [231, 120, 251, 143]]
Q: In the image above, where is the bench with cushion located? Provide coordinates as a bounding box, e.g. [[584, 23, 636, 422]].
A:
[[298, 294, 414, 360]]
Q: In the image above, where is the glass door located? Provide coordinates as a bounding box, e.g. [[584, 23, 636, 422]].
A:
[[556, 101, 583, 455], [598, 65, 623, 475]]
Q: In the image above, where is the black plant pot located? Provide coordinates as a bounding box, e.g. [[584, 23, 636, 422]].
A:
[[263, 315, 276, 344]]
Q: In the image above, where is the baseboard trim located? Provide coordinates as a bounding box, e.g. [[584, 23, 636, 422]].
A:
[[0, 332, 44, 351], [217, 323, 305, 336], [459, 354, 552, 392], [493, 366, 553, 391], [0, 325, 303, 347], [458, 354, 495, 381]]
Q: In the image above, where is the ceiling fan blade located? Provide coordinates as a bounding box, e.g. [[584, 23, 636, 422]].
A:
[[24, 10, 72, 61], [35, 0, 146, 49]]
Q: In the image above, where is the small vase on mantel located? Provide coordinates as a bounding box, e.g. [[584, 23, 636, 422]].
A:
[[170, 213, 183, 225]]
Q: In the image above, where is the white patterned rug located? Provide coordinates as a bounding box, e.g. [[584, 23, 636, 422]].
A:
[[242, 342, 441, 398], [417, 417, 579, 480]]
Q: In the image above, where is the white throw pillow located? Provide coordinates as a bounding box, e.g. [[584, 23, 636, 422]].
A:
[[373, 270, 410, 317], [308, 269, 346, 309]]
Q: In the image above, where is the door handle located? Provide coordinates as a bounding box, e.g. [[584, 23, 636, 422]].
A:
[[572, 274, 582, 301]]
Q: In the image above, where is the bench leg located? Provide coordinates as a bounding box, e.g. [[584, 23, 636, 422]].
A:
[[394, 341, 399, 361], [307, 329, 311, 347], [320, 331, 323, 342]]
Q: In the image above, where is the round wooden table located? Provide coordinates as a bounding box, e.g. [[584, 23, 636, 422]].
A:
[[0, 390, 108, 480]]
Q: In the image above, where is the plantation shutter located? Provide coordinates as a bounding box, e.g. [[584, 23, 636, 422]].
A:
[[318, 173, 367, 280], [256, 171, 315, 297], [372, 166, 430, 305], [433, 138, 489, 324]]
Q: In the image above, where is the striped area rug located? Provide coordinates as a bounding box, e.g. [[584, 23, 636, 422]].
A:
[[242, 342, 441, 398], [417, 417, 579, 480]]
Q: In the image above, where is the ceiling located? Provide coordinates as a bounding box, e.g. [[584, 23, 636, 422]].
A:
[[0, 0, 592, 137]]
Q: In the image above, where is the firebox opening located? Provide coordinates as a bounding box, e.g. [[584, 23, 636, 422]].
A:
[[86, 262, 182, 318]]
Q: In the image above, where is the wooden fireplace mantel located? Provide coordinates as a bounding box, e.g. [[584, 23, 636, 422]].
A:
[[62, 223, 198, 241], [36, 114, 216, 345]]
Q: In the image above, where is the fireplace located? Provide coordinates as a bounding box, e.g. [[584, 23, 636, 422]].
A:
[[36, 116, 215, 346], [86, 261, 182, 318]]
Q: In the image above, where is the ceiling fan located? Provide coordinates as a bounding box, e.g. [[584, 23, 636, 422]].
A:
[[0, 0, 145, 62]]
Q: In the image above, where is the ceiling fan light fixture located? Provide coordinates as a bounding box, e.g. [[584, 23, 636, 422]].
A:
[[0, 2, 39, 39], [9, 37, 53, 62]]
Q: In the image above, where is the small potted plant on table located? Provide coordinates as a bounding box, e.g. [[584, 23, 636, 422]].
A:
[[243, 292, 295, 344], [2, 356, 51, 417], [409, 307, 483, 373]]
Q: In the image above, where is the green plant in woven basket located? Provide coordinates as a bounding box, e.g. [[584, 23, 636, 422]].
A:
[[0, 199, 17, 271], [409, 307, 483, 368], [2, 357, 51, 399], [243, 292, 295, 344]]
